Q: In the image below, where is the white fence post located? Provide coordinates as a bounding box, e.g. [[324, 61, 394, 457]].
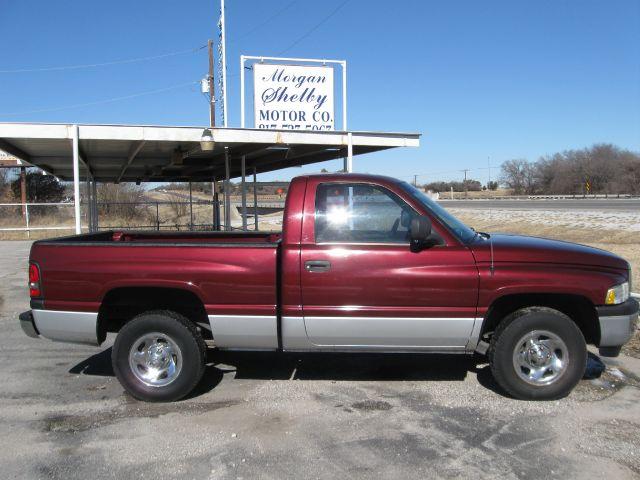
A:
[[25, 203, 30, 239]]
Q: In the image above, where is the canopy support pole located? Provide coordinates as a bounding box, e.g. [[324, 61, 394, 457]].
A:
[[343, 132, 353, 173], [188, 181, 194, 230], [211, 177, 216, 230], [72, 125, 81, 234], [241, 155, 247, 230], [20, 166, 27, 219], [253, 167, 258, 231], [213, 177, 221, 231], [86, 176, 92, 232], [224, 147, 231, 231], [92, 179, 98, 232]]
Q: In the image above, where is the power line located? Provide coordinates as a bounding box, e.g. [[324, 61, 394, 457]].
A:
[[0, 80, 199, 116], [0, 45, 207, 74], [229, 0, 300, 44], [221, 0, 350, 78], [399, 166, 495, 179], [277, 0, 351, 55]]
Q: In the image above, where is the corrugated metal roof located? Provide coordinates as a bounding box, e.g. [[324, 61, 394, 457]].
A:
[[0, 123, 420, 182]]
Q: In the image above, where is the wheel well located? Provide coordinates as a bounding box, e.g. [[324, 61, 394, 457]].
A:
[[97, 287, 211, 342], [481, 294, 599, 345]]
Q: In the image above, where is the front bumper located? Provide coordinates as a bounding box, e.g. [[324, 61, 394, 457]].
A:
[[19, 310, 40, 338], [596, 298, 639, 356]]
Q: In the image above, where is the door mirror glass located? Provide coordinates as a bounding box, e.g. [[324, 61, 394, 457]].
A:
[[409, 215, 433, 251]]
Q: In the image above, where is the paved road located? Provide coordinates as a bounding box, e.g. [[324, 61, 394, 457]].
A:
[[152, 193, 640, 212], [440, 198, 640, 211], [1, 241, 640, 479]]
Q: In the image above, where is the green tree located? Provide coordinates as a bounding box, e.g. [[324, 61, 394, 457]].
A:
[[11, 171, 65, 215]]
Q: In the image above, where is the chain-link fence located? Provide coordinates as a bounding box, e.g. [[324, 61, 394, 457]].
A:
[[0, 199, 286, 239]]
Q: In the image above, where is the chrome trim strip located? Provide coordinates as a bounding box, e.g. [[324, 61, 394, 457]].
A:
[[302, 316, 476, 349], [208, 315, 278, 349], [31, 309, 99, 346], [314, 242, 410, 246], [284, 347, 468, 353]]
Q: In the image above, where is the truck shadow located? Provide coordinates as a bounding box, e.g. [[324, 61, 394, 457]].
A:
[[68, 348, 608, 400], [69, 348, 503, 397]]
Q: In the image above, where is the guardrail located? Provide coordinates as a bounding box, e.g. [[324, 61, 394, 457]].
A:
[[441, 194, 640, 201]]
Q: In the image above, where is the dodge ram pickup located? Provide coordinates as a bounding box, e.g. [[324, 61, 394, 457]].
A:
[[19, 173, 638, 402]]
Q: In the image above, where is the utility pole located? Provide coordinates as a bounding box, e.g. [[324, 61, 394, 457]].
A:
[[219, 0, 228, 127], [487, 156, 491, 187], [207, 39, 218, 229], [208, 39, 215, 127], [462, 168, 469, 199], [413, 174, 418, 187]]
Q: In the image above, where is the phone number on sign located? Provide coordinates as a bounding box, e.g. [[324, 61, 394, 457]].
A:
[[257, 124, 333, 130]]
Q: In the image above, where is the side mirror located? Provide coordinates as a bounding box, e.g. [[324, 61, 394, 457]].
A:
[[409, 215, 432, 251]]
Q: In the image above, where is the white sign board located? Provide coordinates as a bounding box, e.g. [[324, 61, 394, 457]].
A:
[[253, 63, 334, 131]]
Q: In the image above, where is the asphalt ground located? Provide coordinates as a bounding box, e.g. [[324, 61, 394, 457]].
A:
[[1, 240, 640, 480]]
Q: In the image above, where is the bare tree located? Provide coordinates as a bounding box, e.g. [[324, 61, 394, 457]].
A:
[[97, 183, 147, 220], [166, 192, 188, 222], [0, 168, 10, 200], [539, 144, 638, 194], [500, 159, 533, 194]]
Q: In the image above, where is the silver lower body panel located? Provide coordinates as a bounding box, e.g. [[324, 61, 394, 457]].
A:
[[302, 315, 476, 350], [208, 315, 278, 350], [598, 312, 638, 347], [32, 309, 99, 346], [282, 315, 475, 352]]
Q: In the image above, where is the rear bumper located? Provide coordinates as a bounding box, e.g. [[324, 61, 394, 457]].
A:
[[18, 309, 99, 346], [596, 298, 639, 356], [19, 311, 40, 338]]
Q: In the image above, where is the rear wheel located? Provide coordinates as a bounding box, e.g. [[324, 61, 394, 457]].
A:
[[112, 310, 206, 402], [489, 308, 587, 400]]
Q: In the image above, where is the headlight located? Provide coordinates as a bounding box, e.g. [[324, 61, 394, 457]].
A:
[[605, 282, 630, 305]]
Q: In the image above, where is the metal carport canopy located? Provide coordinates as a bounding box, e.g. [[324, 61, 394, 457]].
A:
[[0, 123, 420, 182]]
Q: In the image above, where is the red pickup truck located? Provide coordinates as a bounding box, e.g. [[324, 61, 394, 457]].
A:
[[19, 173, 638, 402]]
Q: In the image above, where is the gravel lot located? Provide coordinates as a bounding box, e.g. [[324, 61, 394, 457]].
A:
[[1, 240, 639, 480]]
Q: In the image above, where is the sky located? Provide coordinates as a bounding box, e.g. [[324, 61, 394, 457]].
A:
[[0, 0, 639, 184]]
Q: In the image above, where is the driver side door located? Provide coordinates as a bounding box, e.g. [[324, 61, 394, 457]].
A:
[[300, 181, 479, 350]]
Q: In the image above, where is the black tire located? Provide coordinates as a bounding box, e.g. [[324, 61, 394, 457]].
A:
[[488, 307, 587, 400], [112, 310, 206, 402]]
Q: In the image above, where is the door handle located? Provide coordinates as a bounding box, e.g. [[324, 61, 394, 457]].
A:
[[305, 260, 331, 272]]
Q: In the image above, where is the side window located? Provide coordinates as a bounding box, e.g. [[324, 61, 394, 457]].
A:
[[314, 183, 415, 243]]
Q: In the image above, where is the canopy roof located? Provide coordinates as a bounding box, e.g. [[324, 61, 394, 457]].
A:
[[0, 123, 420, 182]]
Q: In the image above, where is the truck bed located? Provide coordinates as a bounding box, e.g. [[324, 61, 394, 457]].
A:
[[30, 231, 280, 338], [38, 230, 282, 245]]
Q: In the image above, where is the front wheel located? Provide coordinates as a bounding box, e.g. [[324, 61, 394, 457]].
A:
[[112, 310, 206, 402], [489, 308, 587, 400]]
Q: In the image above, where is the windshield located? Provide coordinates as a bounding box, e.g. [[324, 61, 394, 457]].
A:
[[398, 182, 477, 244]]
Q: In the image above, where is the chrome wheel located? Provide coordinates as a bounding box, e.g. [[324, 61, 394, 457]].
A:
[[512, 330, 569, 386], [128, 332, 183, 387]]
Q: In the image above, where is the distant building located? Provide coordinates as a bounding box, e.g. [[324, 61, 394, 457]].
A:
[[0, 150, 21, 167]]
